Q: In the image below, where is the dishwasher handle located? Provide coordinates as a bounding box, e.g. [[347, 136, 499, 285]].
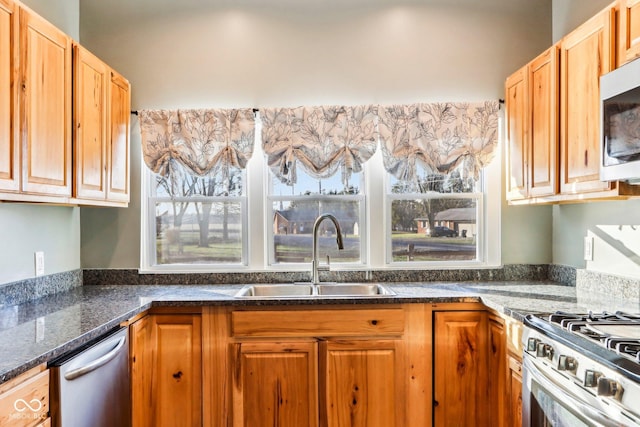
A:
[[64, 335, 127, 381]]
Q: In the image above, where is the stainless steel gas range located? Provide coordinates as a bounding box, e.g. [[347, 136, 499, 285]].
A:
[[523, 311, 640, 426]]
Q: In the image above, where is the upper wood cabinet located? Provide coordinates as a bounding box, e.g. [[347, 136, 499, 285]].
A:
[[107, 69, 130, 203], [73, 44, 130, 206], [505, 2, 640, 204], [505, 46, 559, 202], [0, 0, 18, 193], [505, 67, 528, 201], [19, 5, 72, 197], [74, 44, 108, 201], [618, 0, 640, 66], [560, 6, 614, 195], [0, 1, 129, 206]]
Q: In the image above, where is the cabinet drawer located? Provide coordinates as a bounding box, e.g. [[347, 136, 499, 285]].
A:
[[0, 368, 49, 427], [232, 308, 405, 338]]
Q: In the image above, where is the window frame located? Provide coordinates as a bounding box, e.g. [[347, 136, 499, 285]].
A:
[[140, 163, 250, 273], [140, 116, 502, 273]]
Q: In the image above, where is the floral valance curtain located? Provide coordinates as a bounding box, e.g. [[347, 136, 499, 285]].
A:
[[139, 109, 255, 178], [261, 105, 379, 186], [378, 101, 500, 182]]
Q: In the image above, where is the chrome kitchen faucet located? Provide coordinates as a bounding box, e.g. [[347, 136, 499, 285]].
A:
[[311, 213, 344, 285]]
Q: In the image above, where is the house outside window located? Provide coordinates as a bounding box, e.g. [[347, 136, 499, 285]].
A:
[[268, 170, 365, 265]]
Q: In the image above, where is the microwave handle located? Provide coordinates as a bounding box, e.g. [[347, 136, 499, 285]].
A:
[[523, 356, 621, 427]]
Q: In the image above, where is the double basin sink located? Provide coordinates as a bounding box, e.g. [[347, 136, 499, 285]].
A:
[[235, 283, 396, 298]]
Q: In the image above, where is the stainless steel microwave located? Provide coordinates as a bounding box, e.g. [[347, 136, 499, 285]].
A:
[[600, 57, 640, 182]]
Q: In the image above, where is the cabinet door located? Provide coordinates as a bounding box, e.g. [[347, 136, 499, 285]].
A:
[[0, 0, 18, 192], [232, 341, 318, 427], [73, 44, 107, 200], [507, 355, 523, 427], [433, 311, 489, 427], [321, 339, 403, 427], [19, 7, 72, 196], [488, 316, 506, 427], [107, 70, 130, 203], [619, 0, 640, 66], [505, 66, 528, 201], [560, 7, 614, 194], [529, 46, 559, 198], [131, 314, 202, 427]]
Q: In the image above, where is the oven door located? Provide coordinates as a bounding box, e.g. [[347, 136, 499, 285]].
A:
[[522, 353, 628, 427]]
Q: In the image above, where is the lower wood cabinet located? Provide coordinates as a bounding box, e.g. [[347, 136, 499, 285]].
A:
[[432, 308, 506, 427], [321, 339, 403, 427], [198, 305, 420, 427], [232, 340, 319, 427], [507, 355, 523, 427], [129, 303, 517, 427], [0, 364, 50, 427], [130, 311, 202, 427]]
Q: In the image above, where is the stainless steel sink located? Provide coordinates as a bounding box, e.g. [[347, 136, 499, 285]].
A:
[[234, 283, 396, 298], [317, 283, 396, 296], [235, 284, 314, 298]]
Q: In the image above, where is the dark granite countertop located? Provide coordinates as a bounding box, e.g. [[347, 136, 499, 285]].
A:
[[1, 281, 638, 385]]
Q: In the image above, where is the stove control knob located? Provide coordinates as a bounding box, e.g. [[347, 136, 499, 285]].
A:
[[558, 355, 577, 372], [584, 370, 602, 387], [536, 342, 554, 360], [597, 378, 623, 399], [527, 338, 539, 353]]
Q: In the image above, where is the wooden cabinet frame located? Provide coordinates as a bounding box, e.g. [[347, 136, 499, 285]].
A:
[[619, 0, 640, 66]]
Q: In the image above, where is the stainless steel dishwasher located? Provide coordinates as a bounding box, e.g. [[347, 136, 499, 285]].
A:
[[50, 327, 131, 427]]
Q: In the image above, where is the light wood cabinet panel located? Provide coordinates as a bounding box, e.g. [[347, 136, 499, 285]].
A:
[[130, 316, 152, 427], [232, 341, 318, 427], [433, 310, 489, 427], [0, 0, 18, 192], [619, 0, 640, 65], [131, 314, 202, 427], [0, 3, 128, 205], [0, 364, 49, 427], [73, 44, 107, 200], [505, 46, 559, 203], [107, 70, 130, 203], [321, 339, 404, 427], [19, 6, 71, 196], [507, 355, 523, 427], [505, 66, 528, 201], [232, 308, 404, 338], [529, 46, 559, 198], [73, 44, 130, 206], [488, 315, 506, 427], [221, 305, 422, 427], [560, 7, 614, 195]]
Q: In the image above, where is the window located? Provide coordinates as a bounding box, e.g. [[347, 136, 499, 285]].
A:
[[386, 165, 482, 264], [145, 165, 247, 268], [267, 168, 365, 266], [139, 102, 501, 272]]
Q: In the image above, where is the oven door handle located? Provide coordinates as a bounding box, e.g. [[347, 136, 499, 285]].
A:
[[523, 355, 622, 427]]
